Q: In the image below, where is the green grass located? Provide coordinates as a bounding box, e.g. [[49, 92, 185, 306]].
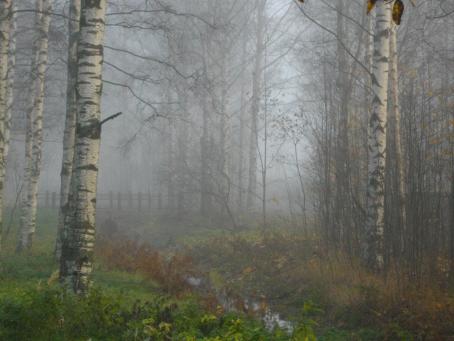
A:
[[0, 210, 296, 340], [2, 208, 58, 253], [2, 209, 439, 340]]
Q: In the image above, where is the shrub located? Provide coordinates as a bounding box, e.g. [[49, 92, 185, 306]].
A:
[[0, 285, 286, 341], [96, 236, 197, 296]]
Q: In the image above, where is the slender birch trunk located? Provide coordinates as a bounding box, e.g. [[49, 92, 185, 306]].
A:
[[367, 12, 374, 80], [247, 0, 265, 211], [0, 0, 11, 251], [364, 0, 391, 271], [55, 0, 81, 260], [59, 0, 107, 294], [389, 22, 406, 256], [17, 0, 52, 252], [4, 3, 16, 163]]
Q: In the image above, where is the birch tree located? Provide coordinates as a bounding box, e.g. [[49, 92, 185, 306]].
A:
[[59, 0, 107, 294], [3, 3, 15, 171], [0, 0, 11, 250], [17, 0, 52, 252], [364, 0, 391, 271], [55, 0, 81, 260]]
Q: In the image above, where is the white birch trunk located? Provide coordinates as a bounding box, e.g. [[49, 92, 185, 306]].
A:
[[364, 0, 391, 271], [59, 0, 107, 294], [0, 0, 11, 250], [17, 0, 52, 252], [367, 12, 374, 79], [55, 0, 81, 260], [4, 3, 16, 162], [389, 22, 406, 254]]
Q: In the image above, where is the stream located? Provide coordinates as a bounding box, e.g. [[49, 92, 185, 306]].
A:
[[186, 276, 294, 333]]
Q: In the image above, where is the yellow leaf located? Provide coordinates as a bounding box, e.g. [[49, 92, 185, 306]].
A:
[[242, 266, 255, 274], [392, 0, 405, 25], [367, 0, 377, 14]]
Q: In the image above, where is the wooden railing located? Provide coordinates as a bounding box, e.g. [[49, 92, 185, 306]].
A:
[[37, 191, 163, 211]]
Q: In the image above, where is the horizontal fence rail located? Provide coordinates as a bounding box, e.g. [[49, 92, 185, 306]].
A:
[[35, 191, 163, 212]]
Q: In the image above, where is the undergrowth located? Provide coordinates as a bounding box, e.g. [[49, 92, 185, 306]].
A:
[[188, 232, 454, 340], [0, 284, 292, 340], [1, 210, 453, 340]]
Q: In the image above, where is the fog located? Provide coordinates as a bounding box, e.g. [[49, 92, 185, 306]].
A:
[[6, 0, 306, 219], [1, 0, 454, 338]]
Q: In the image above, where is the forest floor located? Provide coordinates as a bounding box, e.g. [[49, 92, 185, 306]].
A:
[[0, 210, 453, 340]]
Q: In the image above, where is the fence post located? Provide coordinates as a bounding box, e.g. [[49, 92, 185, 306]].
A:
[[128, 191, 133, 209], [51, 192, 57, 209], [138, 192, 142, 212], [117, 192, 122, 210], [109, 191, 113, 209], [45, 191, 50, 208], [158, 192, 162, 210]]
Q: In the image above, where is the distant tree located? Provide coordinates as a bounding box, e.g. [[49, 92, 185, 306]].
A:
[[55, 0, 81, 260], [388, 17, 406, 260], [247, 0, 266, 211]]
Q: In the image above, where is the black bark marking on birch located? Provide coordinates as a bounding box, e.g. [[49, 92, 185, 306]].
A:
[[60, 166, 71, 176], [83, 0, 102, 10], [88, 18, 104, 25], [76, 119, 101, 139], [78, 164, 98, 171], [79, 44, 103, 57]]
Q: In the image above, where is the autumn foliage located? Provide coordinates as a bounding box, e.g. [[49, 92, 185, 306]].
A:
[[96, 236, 197, 296], [189, 232, 454, 339]]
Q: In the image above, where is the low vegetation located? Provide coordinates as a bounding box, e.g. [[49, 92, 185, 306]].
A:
[[1, 211, 453, 340], [189, 232, 454, 340]]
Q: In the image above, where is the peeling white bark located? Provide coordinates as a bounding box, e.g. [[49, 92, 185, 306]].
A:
[[0, 0, 12, 249], [364, 0, 391, 271], [4, 3, 16, 162], [59, 0, 107, 294], [17, 0, 52, 252], [55, 0, 81, 260]]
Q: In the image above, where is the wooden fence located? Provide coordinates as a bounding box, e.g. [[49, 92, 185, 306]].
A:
[[37, 191, 163, 212]]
